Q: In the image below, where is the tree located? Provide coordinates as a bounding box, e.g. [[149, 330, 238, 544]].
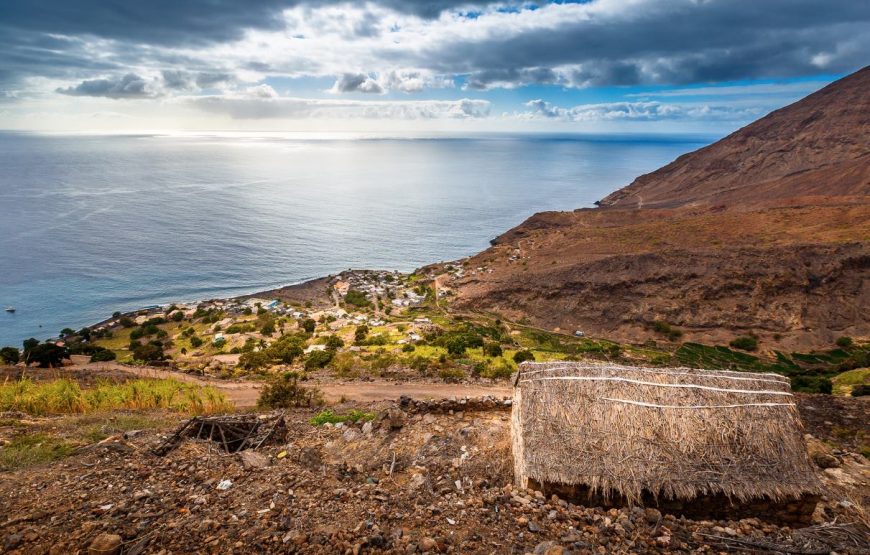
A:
[[60, 328, 75, 337], [301, 318, 316, 334], [26, 343, 68, 367], [324, 335, 344, 350], [354, 325, 369, 344], [133, 342, 165, 362], [171, 311, 185, 322], [513, 350, 535, 364], [0, 347, 20, 365], [305, 349, 334, 370], [483, 343, 503, 357], [261, 323, 276, 336], [189, 336, 203, 348]]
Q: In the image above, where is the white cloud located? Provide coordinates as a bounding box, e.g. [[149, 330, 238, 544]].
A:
[[522, 99, 761, 122], [187, 93, 490, 120]]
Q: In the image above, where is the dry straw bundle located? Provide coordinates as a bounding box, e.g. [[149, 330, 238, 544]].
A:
[[511, 361, 820, 506]]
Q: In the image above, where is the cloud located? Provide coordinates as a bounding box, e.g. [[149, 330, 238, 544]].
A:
[[56, 73, 160, 99], [329, 73, 384, 94], [188, 93, 490, 119], [522, 99, 761, 122]]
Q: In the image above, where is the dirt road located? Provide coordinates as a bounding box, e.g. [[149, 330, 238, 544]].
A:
[[75, 362, 512, 407]]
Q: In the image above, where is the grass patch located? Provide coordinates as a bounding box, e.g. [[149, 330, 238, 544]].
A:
[[310, 408, 375, 426], [831, 368, 870, 396], [0, 433, 75, 471], [0, 378, 231, 416]]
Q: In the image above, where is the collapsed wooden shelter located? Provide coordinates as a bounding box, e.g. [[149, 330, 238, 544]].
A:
[[511, 362, 821, 524]]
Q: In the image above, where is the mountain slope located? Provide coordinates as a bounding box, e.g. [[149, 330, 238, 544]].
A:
[[599, 66, 870, 209], [450, 67, 870, 349]]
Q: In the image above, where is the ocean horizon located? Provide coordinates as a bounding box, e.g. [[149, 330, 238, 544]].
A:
[[0, 131, 710, 346]]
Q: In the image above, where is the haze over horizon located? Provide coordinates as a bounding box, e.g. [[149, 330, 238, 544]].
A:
[[1, 0, 868, 134]]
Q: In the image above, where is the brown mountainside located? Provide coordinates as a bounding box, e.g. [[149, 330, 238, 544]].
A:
[[451, 67, 870, 349], [599, 66, 870, 209]]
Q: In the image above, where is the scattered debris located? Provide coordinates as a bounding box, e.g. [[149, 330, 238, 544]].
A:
[[152, 412, 286, 456]]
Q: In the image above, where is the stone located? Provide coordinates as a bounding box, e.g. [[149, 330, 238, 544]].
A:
[[362, 421, 373, 435], [419, 537, 437, 551], [299, 447, 322, 469], [528, 520, 541, 532], [812, 452, 840, 469], [238, 451, 269, 470], [643, 508, 661, 524], [89, 533, 122, 555], [533, 541, 564, 555], [387, 408, 406, 429], [4, 534, 22, 551]]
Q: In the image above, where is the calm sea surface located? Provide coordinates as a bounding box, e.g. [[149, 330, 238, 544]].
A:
[[0, 132, 709, 346]]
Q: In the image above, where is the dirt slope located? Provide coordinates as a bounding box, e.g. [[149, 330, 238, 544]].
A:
[[599, 66, 870, 209], [452, 67, 870, 349]]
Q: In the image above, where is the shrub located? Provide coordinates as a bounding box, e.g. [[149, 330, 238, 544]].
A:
[[790, 375, 833, 394], [483, 343, 503, 357], [261, 323, 276, 336], [324, 335, 345, 350], [836, 336, 854, 348], [89, 349, 116, 362], [213, 337, 227, 349], [361, 334, 389, 346], [301, 319, 316, 334], [171, 311, 185, 322], [0, 347, 19, 365], [329, 352, 358, 377], [119, 316, 135, 328], [402, 343, 415, 353], [480, 358, 515, 380], [652, 321, 683, 341], [513, 350, 535, 364], [729, 335, 758, 352], [257, 372, 324, 409], [189, 336, 203, 348], [305, 349, 334, 370], [354, 325, 369, 344], [310, 409, 375, 426], [238, 350, 271, 370], [851, 384, 870, 397]]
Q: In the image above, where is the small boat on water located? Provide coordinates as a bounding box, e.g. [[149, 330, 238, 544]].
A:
[[4, 306, 15, 313]]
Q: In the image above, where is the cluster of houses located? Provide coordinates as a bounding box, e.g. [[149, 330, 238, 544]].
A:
[[330, 270, 427, 309]]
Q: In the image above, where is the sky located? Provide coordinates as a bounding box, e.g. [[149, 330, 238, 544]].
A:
[[0, 0, 867, 134]]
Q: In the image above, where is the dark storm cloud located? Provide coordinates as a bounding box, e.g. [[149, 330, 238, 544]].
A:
[[0, 0, 484, 46], [427, 0, 870, 88]]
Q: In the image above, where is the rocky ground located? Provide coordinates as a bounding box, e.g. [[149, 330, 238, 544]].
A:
[[1, 394, 868, 555]]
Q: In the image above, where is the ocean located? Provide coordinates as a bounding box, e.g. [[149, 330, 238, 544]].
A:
[[0, 131, 709, 346]]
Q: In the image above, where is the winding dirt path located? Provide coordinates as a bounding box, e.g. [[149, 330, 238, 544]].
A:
[[75, 362, 511, 408]]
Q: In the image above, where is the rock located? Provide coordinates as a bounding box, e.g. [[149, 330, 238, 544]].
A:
[[812, 452, 840, 469], [528, 520, 541, 532], [362, 421, 373, 435], [299, 447, 322, 470], [533, 541, 564, 555], [238, 450, 269, 470], [386, 408, 406, 429], [89, 533, 122, 555], [343, 429, 360, 442], [643, 508, 662, 524], [655, 535, 671, 547], [4, 533, 22, 550], [419, 537, 437, 551]]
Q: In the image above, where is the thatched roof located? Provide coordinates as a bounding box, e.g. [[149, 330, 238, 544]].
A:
[[511, 362, 820, 505]]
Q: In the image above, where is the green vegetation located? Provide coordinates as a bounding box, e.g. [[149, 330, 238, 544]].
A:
[[729, 335, 758, 352], [0, 433, 74, 471], [832, 368, 870, 396], [0, 378, 230, 416], [257, 372, 324, 409], [310, 408, 375, 426], [89, 349, 116, 362], [304, 349, 334, 370], [513, 350, 535, 363], [300, 318, 316, 334], [0, 346, 20, 364], [851, 384, 869, 397], [836, 336, 854, 348], [344, 289, 372, 308], [651, 321, 683, 341]]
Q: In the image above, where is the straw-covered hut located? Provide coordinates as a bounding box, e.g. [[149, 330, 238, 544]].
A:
[[511, 362, 821, 524]]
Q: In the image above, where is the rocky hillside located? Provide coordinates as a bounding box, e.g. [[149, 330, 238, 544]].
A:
[[451, 67, 870, 349], [599, 66, 870, 209]]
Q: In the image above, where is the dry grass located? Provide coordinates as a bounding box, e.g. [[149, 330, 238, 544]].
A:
[[511, 362, 819, 505], [0, 378, 231, 416]]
